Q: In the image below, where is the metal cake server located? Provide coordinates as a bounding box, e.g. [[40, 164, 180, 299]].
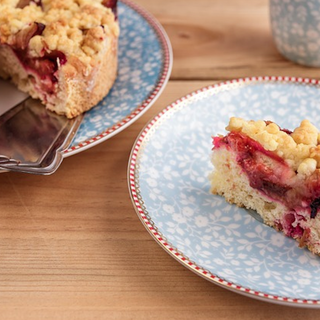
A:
[[246, 208, 264, 224], [0, 96, 83, 175]]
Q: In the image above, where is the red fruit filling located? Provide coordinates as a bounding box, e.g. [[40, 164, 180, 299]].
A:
[[12, 22, 45, 50], [20, 50, 67, 93], [16, 0, 42, 9], [213, 132, 320, 220], [282, 212, 305, 238], [3, 21, 67, 95], [214, 132, 291, 200]]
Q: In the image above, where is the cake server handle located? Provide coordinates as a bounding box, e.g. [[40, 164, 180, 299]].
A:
[[0, 97, 83, 175]]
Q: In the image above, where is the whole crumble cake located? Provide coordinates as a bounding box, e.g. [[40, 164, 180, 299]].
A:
[[210, 117, 320, 255], [0, 0, 119, 118]]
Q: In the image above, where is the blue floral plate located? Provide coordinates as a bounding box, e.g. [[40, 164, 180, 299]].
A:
[[128, 76, 320, 307], [64, 0, 172, 156]]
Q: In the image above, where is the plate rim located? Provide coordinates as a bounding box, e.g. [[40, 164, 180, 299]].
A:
[[128, 75, 320, 308], [63, 0, 173, 157]]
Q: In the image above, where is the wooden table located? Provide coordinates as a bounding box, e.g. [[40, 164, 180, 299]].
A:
[[2, 0, 320, 318]]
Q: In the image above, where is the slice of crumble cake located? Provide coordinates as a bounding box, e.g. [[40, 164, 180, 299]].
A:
[[210, 117, 320, 255]]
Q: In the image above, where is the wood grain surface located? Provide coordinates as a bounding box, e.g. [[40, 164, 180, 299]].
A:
[[137, 0, 320, 80], [2, 0, 320, 319]]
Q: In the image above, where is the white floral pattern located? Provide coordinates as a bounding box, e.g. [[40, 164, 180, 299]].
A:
[[66, 0, 171, 154], [270, 0, 320, 66], [130, 77, 320, 304]]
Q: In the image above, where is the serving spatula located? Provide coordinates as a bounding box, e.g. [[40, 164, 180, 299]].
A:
[[0, 81, 83, 175]]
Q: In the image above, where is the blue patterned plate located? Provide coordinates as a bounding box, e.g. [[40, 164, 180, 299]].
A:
[[64, 0, 172, 156], [129, 76, 320, 307]]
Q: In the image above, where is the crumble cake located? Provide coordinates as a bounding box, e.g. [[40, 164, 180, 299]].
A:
[[0, 0, 119, 118], [210, 117, 320, 255]]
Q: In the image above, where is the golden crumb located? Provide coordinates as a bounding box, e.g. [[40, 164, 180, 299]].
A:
[[227, 117, 320, 174], [0, 0, 119, 66], [297, 158, 317, 176], [291, 119, 318, 145]]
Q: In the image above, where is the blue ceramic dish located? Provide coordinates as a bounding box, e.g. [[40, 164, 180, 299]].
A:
[[129, 76, 320, 307]]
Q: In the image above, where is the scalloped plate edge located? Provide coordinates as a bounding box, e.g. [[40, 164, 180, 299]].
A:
[[64, 0, 173, 157]]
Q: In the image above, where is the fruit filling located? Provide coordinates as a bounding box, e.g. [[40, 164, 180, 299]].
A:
[[3, 21, 67, 95], [15, 48, 66, 93], [281, 212, 305, 238], [210, 117, 320, 254], [16, 0, 42, 9], [213, 131, 320, 220]]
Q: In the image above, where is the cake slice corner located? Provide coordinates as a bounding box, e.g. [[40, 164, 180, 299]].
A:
[[210, 117, 320, 255]]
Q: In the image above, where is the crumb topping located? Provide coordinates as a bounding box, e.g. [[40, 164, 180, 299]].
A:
[[226, 117, 320, 176], [0, 0, 119, 65]]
